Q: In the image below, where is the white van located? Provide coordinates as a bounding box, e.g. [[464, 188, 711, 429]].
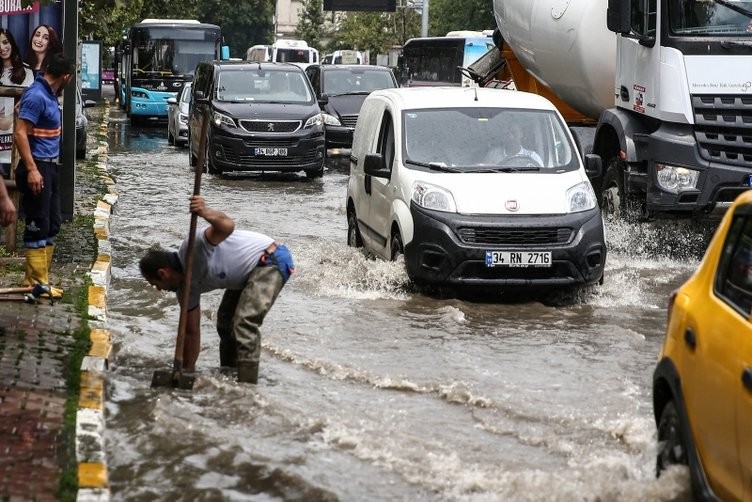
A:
[[322, 49, 364, 65], [272, 39, 319, 67], [346, 87, 606, 292], [246, 44, 272, 62]]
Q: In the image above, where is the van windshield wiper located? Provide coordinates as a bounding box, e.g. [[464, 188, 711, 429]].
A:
[[405, 159, 462, 172], [465, 166, 541, 173], [721, 40, 752, 49], [713, 0, 752, 18]]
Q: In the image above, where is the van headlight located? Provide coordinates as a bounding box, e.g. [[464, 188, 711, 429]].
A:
[[655, 163, 700, 193], [304, 114, 324, 130], [412, 181, 457, 213], [321, 113, 341, 127], [213, 111, 236, 128], [566, 181, 597, 213]]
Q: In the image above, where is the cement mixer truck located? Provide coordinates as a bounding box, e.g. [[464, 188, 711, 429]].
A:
[[491, 0, 752, 220]]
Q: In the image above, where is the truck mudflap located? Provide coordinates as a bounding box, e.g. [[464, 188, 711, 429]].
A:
[[624, 122, 752, 219]]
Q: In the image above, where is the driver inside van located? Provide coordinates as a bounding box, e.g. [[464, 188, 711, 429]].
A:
[[483, 122, 543, 167]]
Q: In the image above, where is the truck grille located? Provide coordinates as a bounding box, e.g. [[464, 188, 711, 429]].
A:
[[239, 119, 301, 133], [457, 227, 573, 246], [692, 95, 752, 168]]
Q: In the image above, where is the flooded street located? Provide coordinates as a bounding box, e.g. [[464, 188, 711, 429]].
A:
[[103, 108, 709, 501]]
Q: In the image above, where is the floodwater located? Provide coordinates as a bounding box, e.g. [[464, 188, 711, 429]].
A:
[[103, 111, 710, 501]]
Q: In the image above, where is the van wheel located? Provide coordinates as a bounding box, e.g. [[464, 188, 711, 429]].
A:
[[656, 400, 688, 476], [305, 162, 324, 179], [390, 231, 404, 261], [347, 208, 363, 248], [167, 130, 175, 145]]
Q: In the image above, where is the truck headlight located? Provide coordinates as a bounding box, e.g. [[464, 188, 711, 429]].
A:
[[321, 113, 341, 127], [566, 181, 597, 213], [655, 163, 700, 193], [412, 181, 457, 213], [213, 111, 235, 128]]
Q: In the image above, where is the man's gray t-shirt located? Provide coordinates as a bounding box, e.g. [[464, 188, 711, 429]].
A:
[[177, 227, 274, 309]]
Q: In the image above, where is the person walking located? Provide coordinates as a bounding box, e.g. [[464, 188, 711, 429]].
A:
[[0, 28, 33, 174], [13, 53, 75, 298], [139, 195, 295, 384]]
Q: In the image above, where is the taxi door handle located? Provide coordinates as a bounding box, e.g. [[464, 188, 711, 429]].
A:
[[742, 368, 752, 392], [683, 328, 696, 351]]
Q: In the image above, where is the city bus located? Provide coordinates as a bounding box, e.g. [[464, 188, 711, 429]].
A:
[[116, 19, 225, 121], [397, 34, 495, 88]]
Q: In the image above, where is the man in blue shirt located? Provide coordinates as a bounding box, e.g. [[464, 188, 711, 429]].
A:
[[14, 53, 75, 298]]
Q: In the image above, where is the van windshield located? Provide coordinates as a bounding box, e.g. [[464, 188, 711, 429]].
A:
[[216, 69, 313, 103], [322, 68, 395, 96], [402, 108, 577, 172]]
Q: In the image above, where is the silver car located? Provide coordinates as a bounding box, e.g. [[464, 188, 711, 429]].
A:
[[167, 82, 192, 147]]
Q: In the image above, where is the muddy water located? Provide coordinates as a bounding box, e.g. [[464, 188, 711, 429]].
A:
[[103, 114, 708, 501]]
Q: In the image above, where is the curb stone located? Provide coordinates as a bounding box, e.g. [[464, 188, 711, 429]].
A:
[[75, 100, 117, 502]]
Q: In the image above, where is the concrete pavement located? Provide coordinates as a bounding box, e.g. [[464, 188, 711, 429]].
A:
[[0, 99, 116, 501]]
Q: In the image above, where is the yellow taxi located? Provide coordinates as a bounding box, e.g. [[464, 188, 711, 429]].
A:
[[653, 190, 752, 501]]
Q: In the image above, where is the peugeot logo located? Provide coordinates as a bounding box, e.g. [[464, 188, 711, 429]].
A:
[[267, 123, 275, 132], [505, 200, 519, 212]]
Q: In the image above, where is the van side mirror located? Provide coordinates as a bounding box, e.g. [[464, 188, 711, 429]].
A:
[[364, 153, 389, 178], [584, 154, 603, 179], [318, 93, 329, 107], [606, 0, 631, 35]]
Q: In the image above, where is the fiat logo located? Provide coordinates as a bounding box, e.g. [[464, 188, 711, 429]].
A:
[[505, 200, 519, 212]]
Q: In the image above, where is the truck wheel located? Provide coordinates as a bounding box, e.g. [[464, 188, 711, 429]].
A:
[[601, 160, 638, 221], [656, 400, 688, 477], [347, 207, 363, 248]]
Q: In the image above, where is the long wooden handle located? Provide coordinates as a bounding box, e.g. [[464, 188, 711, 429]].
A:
[[173, 105, 210, 371]]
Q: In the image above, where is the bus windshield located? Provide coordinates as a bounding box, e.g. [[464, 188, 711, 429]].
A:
[[669, 0, 752, 35], [132, 27, 219, 76], [399, 36, 495, 87]]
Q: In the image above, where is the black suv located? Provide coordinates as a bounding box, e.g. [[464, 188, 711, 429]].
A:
[[304, 64, 398, 151], [188, 61, 326, 177]]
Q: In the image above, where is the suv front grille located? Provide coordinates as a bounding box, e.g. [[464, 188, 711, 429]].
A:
[[340, 115, 358, 128], [457, 227, 573, 246], [239, 119, 301, 133], [692, 95, 752, 168]]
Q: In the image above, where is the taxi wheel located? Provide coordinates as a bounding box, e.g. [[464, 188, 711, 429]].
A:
[[656, 400, 688, 476]]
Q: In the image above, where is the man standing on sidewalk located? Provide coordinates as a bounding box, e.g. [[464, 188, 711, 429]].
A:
[[139, 195, 295, 384], [13, 53, 75, 298]]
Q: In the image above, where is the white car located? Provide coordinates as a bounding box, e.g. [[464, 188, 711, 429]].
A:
[[346, 87, 606, 293], [166, 82, 191, 147]]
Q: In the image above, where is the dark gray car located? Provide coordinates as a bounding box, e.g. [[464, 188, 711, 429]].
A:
[[188, 61, 325, 177], [304, 64, 398, 151]]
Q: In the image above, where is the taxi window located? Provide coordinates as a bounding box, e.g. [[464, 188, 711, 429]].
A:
[[716, 214, 752, 316]]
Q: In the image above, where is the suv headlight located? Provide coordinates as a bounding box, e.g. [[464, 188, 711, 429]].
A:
[[304, 113, 324, 130], [655, 163, 700, 193], [213, 111, 236, 128], [321, 113, 341, 127], [412, 181, 457, 213], [566, 181, 597, 213], [178, 113, 188, 124]]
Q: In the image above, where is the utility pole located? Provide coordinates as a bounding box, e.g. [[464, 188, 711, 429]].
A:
[[421, 0, 429, 37]]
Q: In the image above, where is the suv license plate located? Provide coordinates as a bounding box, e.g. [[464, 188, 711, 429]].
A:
[[255, 147, 287, 156], [485, 251, 552, 268]]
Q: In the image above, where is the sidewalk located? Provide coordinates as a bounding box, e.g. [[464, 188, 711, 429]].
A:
[[0, 100, 115, 501]]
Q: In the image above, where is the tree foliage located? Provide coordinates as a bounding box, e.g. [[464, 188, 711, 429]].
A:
[[328, 9, 421, 56], [295, 0, 328, 50], [428, 0, 495, 36]]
